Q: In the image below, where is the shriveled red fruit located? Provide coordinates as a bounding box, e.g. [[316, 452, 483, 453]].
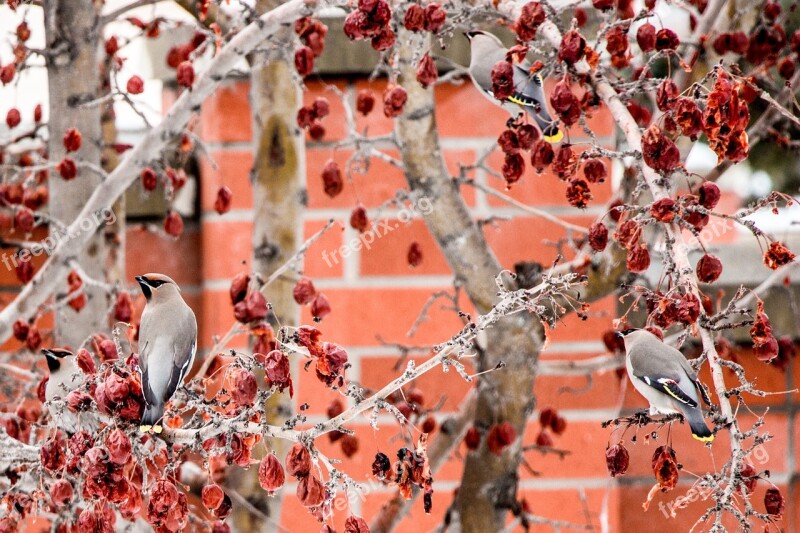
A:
[[356, 90, 375, 116], [514, 2, 546, 41], [293, 277, 316, 305], [214, 186, 232, 214], [14, 207, 34, 233], [258, 454, 285, 493], [286, 443, 311, 477], [416, 53, 437, 88], [229, 272, 250, 305], [297, 474, 325, 507], [558, 30, 586, 64], [606, 443, 629, 477], [12, 320, 28, 341], [626, 244, 651, 273], [698, 182, 720, 209], [535, 430, 553, 447], [650, 197, 676, 222], [164, 211, 184, 237], [141, 167, 158, 191], [566, 178, 592, 208], [57, 158, 77, 180], [407, 241, 423, 267], [403, 4, 425, 31], [228, 367, 258, 407], [322, 160, 343, 198], [652, 445, 679, 491], [340, 434, 359, 458], [764, 487, 784, 516], [696, 254, 722, 283], [63, 128, 82, 152], [50, 479, 73, 507], [311, 293, 331, 319], [344, 516, 370, 533], [587, 222, 608, 252], [641, 125, 680, 173], [6, 108, 20, 128], [350, 204, 369, 233], [582, 159, 607, 183], [383, 86, 407, 118], [490, 60, 514, 101], [738, 463, 758, 494], [202, 484, 225, 510], [423, 4, 446, 33], [486, 421, 516, 455], [502, 152, 525, 184], [764, 241, 795, 270], [531, 140, 554, 172], [637, 23, 656, 52], [294, 46, 314, 77], [16, 257, 34, 284], [655, 29, 680, 50], [126, 75, 144, 94], [464, 426, 481, 450]]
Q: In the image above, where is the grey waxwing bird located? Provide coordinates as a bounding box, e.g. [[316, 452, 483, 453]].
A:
[[465, 30, 564, 143], [136, 273, 197, 433], [619, 329, 714, 442], [42, 348, 97, 434]]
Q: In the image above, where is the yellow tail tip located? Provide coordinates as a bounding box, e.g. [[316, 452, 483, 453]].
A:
[[139, 425, 152, 433], [693, 433, 714, 443], [544, 129, 564, 144]]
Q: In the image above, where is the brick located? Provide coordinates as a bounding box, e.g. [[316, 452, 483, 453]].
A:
[[294, 361, 347, 416], [303, 79, 348, 142], [198, 290, 247, 350], [303, 219, 345, 279], [619, 483, 787, 531], [361, 489, 454, 532], [359, 219, 451, 277], [299, 288, 470, 346], [200, 80, 252, 144], [546, 295, 616, 344], [126, 226, 201, 285], [280, 489, 353, 531], [200, 219, 253, 280], [198, 150, 254, 212], [697, 351, 790, 408], [360, 355, 474, 413], [518, 487, 619, 532], [354, 79, 394, 137], [306, 148, 408, 209], [534, 370, 623, 410], [482, 214, 596, 271], [521, 420, 614, 479], [484, 149, 613, 207], [435, 82, 511, 138]]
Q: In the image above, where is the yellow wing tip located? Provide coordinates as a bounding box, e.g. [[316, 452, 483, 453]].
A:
[[544, 129, 564, 144], [692, 433, 714, 443]]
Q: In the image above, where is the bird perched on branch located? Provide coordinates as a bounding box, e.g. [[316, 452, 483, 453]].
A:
[[618, 328, 714, 442], [136, 273, 197, 433], [42, 348, 97, 434], [465, 30, 563, 143]]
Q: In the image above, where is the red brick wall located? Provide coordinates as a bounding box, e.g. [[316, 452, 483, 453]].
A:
[[134, 78, 795, 531]]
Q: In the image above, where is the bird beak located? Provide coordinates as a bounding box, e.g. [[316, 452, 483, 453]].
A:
[[136, 276, 153, 299], [135, 275, 147, 287], [615, 331, 624, 339], [463, 31, 472, 40]]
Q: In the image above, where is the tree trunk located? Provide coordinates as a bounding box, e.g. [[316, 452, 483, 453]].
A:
[[394, 30, 545, 532], [44, 0, 109, 348], [226, 3, 304, 528]]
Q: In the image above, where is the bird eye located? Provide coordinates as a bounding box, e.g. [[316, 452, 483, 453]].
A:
[[150, 280, 164, 288]]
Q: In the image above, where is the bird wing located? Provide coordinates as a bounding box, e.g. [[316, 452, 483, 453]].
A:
[[629, 333, 702, 406], [139, 301, 198, 405]]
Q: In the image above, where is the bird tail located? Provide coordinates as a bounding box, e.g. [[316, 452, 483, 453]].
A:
[[684, 407, 714, 443], [542, 123, 563, 144], [140, 403, 164, 432]]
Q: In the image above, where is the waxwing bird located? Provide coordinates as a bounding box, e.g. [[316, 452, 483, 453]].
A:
[[465, 30, 563, 143], [136, 273, 197, 433], [42, 348, 97, 434], [619, 329, 714, 442]]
